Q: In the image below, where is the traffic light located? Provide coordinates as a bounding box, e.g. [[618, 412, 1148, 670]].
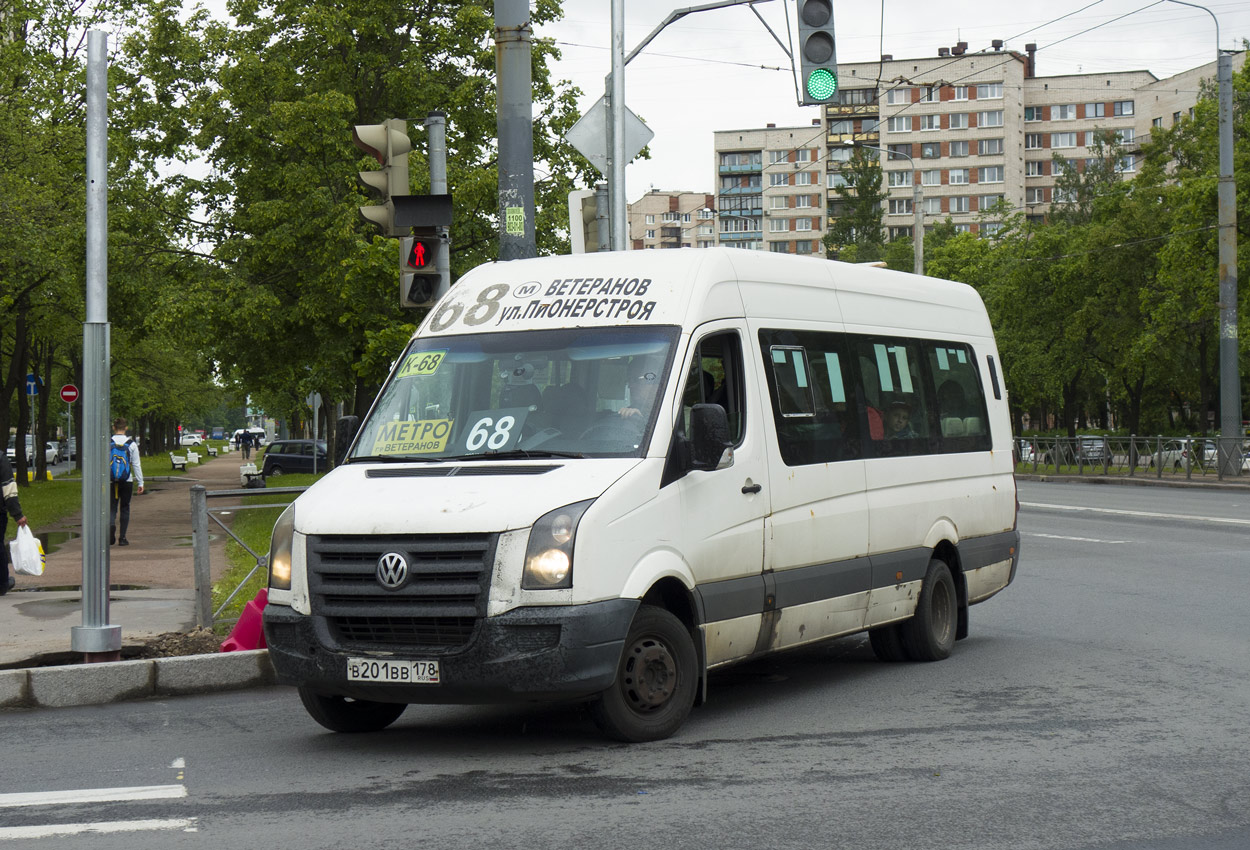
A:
[[400, 233, 443, 307], [352, 119, 412, 236], [796, 0, 838, 106]]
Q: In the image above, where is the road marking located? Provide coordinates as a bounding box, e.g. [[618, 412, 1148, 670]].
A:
[[0, 785, 186, 809], [1026, 532, 1129, 544], [1020, 502, 1250, 527], [0, 818, 196, 840]]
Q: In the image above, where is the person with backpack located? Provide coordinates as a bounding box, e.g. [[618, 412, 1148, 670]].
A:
[[109, 418, 144, 546]]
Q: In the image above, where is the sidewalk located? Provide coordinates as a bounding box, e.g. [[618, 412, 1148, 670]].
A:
[[0, 448, 254, 668]]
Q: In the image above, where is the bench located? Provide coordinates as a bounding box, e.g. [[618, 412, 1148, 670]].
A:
[[206, 446, 218, 457], [169, 452, 187, 471], [187, 451, 201, 464]]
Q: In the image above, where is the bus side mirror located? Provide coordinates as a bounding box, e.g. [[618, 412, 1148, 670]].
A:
[[335, 416, 360, 465], [689, 404, 733, 471]]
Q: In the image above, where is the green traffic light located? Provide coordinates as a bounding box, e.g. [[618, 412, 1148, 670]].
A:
[[806, 68, 838, 101]]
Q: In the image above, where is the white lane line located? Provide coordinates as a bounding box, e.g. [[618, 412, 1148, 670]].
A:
[[1020, 501, 1250, 527], [1026, 532, 1130, 544], [0, 818, 196, 840], [0, 785, 187, 809]]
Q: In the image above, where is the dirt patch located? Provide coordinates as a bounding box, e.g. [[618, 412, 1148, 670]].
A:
[[131, 628, 225, 658]]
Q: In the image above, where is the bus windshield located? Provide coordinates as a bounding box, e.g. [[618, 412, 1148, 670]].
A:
[[351, 325, 680, 461]]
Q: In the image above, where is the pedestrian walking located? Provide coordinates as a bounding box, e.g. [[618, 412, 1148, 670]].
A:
[[109, 417, 145, 546], [241, 429, 253, 460], [1, 453, 28, 594]]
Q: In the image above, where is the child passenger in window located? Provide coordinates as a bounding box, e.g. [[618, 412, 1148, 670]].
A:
[[885, 398, 918, 438]]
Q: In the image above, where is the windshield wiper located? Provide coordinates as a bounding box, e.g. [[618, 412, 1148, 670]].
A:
[[442, 449, 584, 461]]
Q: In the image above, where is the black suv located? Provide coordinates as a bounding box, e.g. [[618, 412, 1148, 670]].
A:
[[261, 439, 327, 476]]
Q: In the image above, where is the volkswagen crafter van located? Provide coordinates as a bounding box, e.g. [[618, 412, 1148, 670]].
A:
[[263, 248, 1020, 742]]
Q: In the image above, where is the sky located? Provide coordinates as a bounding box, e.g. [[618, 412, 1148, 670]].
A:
[[181, 0, 1249, 202], [536, 0, 1249, 200]]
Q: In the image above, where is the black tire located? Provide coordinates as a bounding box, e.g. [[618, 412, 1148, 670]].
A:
[[297, 686, 407, 733], [868, 623, 910, 662], [901, 559, 957, 662], [590, 606, 697, 743], [268, 465, 283, 476]]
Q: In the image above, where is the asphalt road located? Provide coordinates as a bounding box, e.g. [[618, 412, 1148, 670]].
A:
[[1, 480, 1247, 849]]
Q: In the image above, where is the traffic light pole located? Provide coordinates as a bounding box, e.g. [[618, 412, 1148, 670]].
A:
[[74, 30, 121, 663], [604, 0, 787, 250], [494, 0, 536, 260], [425, 111, 451, 301]]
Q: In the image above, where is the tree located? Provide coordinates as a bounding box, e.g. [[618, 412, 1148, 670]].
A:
[[824, 147, 887, 262], [127, 0, 595, 442]]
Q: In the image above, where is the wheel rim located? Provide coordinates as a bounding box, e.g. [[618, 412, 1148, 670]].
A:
[[621, 635, 678, 713]]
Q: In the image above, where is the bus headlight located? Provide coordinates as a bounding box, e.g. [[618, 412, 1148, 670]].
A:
[[522, 500, 593, 590], [268, 504, 296, 591]]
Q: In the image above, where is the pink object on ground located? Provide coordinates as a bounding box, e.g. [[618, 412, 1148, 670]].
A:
[[220, 587, 269, 652]]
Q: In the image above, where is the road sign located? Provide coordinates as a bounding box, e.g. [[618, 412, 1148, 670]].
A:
[[60, 384, 79, 403], [564, 96, 654, 176], [25, 374, 39, 396]]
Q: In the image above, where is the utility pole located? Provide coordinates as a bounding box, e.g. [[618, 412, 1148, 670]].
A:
[[1164, 1, 1239, 473], [74, 30, 121, 663], [494, 0, 536, 260]]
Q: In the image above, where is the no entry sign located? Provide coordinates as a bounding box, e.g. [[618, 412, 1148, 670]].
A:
[[60, 384, 79, 403]]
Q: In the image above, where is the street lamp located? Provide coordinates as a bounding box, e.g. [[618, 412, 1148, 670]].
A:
[[1163, 0, 1240, 472], [843, 141, 922, 275]]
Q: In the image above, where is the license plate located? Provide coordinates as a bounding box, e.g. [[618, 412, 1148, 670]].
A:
[[346, 658, 440, 684]]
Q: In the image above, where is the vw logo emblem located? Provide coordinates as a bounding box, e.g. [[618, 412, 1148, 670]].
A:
[[376, 552, 409, 590]]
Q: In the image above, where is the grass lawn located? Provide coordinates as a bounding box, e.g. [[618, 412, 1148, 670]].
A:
[[213, 473, 321, 630]]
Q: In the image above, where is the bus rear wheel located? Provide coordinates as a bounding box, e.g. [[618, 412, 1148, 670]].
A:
[[900, 559, 957, 662], [590, 606, 697, 743]]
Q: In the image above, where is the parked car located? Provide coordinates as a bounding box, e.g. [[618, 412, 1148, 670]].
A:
[[5, 435, 56, 465], [231, 428, 267, 447], [1015, 439, 1036, 464], [261, 439, 327, 476], [48, 441, 67, 463], [179, 433, 204, 446]]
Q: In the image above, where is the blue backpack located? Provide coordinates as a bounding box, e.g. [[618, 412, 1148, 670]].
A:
[[109, 438, 133, 483]]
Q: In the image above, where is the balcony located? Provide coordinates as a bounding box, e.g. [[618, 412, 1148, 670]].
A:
[[719, 230, 763, 242], [718, 162, 762, 175], [827, 131, 879, 146], [825, 102, 879, 117]]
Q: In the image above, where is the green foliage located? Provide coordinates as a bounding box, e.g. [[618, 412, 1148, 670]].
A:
[[825, 147, 887, 261]]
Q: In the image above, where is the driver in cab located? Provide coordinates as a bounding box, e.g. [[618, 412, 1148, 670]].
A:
[[618, 355, 663, 421]]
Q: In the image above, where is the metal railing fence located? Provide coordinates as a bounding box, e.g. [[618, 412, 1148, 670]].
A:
[[190, 484, 308, 628], [1016, 435, 1250, 483]]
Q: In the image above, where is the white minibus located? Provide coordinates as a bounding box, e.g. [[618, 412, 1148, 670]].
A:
[[263, 248, 1019, 741]]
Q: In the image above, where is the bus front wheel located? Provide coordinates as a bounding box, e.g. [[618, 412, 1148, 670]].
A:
[[590, 606, 697, 743]]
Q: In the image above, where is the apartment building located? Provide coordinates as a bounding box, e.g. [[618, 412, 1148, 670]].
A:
[[628, 190, 717, 249], [712, 46, 1243, 251], [712, 122, 828, 255]]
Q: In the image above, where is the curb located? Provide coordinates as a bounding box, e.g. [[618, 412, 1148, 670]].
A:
[[0, 650, 277, 711], [1015, 473, 1249, 490]]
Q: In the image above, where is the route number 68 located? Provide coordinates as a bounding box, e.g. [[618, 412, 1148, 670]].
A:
[[466, 415, 516, 451]]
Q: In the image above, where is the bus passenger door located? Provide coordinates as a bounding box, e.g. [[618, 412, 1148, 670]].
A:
[[672, 324, 770, 668]]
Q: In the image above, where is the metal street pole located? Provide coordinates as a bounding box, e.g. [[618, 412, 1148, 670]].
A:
[[846, 141, 923, 274], [494, 0, 536, 260], [74, 30, 121, 662], [425, 111, 451, 299], [1164, 0, 1239, 472], [609, 0, 626, 250]]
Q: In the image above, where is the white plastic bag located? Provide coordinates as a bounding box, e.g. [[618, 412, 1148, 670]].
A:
[[9, 525, 45, 576]]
